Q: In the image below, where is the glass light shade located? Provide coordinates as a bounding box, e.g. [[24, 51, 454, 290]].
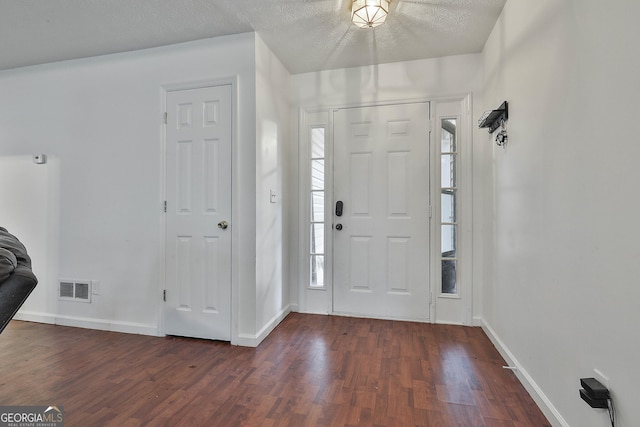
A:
[[351, 0, 389, 28]]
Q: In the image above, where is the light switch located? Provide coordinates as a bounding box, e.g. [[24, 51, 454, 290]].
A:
[[270, 190, 277, 203]]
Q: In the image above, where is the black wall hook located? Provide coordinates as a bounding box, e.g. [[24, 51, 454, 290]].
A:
[[478, 101, 509, 134]]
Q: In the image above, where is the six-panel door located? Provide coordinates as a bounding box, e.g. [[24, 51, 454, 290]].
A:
[[164, 85, 232, 341], [333, 103, 431, 321]]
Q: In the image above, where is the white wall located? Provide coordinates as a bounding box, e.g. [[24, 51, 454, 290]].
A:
[[482, 0, 640, 425], [291, 54, 487, 324], [250, 34, 293, 344], [0, 156, 58, 316], [0, 33, 260, 339], [293, 55, 483, 109]]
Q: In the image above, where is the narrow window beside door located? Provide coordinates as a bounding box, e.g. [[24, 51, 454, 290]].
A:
[[310, 127, 326, 288], [441, 118, 458, 294]]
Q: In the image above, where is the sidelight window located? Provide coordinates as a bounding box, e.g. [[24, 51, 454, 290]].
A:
[[440, 118, 458, 294], [309, 127, 326, 288]]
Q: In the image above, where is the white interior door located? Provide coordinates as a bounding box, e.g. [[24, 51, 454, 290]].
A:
[[333, 103, 431, 321], [164, 85, 232, 341]]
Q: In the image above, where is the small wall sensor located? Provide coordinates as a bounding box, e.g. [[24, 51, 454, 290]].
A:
[[32, 154, 47, 164]]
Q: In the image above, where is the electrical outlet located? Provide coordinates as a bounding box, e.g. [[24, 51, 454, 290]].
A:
[[91, 280, 100, 295]]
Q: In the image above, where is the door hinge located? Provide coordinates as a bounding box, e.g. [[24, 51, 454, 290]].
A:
[[429, 291, 433, 305], [428, 205, 433, 218], [163, 289, 166, 302], [163, 112, 168, 124], [163, 201, 167, 213]]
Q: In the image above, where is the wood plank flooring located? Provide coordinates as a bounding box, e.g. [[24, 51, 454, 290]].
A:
[[0, 313, 550, 426]]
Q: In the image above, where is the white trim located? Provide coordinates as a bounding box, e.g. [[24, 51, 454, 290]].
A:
[[324, 112, 334, 313], [434, 320, 465, 326], [461, 93, 474, 326], [299, 95, 474, 325], [158, 83, 168, 338], [235, 305, 292, 347], [481, 319, 569, 427], [438, 293, 462, 300], [297, 110, 332, 314], [331, 312, 431, 324], [14, 311, 159, 336], [297, 108, 309, 304], [229, 78, 240, 346], [471, 316, 483, 327], [431, 94, 474, 325], [13, 311, 56, 325], [296, 309, 331, 316]]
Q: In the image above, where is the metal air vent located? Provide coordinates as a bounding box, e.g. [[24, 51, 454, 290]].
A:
[[59, 280, 91, 303]]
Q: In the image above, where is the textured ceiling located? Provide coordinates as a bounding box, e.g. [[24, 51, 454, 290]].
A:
[[0, 0, 506, 74]]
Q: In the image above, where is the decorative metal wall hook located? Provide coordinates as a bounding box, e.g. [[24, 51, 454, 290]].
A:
[[495, 119, 508, 148], [478, 101, 508, 133], [478, 101, 509, 148]]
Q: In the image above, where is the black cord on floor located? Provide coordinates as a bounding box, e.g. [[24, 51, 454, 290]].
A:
[[607, 397, 615, 427]]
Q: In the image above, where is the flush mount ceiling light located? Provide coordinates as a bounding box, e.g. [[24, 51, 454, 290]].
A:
[[351, 0, 390, 28]]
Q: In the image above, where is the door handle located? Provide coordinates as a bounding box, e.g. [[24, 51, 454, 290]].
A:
[[217, 220, 229, 230], [335, 223, 343, 231]]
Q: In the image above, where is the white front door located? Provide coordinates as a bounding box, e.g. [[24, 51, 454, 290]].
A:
[[164, 85, 232, 341], [333, 103, 431, 321]]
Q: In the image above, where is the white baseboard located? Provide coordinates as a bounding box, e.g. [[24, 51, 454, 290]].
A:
[[434, 320, 464, 326], [297, 310, 329, 315], [332, 311, 430, 323], [14, 310, 159, 336], [235, 305, 292, 347], [480, 319, 569, 427], [13, 311, 56, 325]]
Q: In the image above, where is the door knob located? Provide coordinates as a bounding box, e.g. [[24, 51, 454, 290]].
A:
[[335, 223, 343, 231], [218, 220, 229, 230]]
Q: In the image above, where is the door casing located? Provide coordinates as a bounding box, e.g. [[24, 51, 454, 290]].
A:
[[160, 78, 239, 343], [297, 95, 473, 325]]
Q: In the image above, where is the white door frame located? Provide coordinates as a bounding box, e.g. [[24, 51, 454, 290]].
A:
[[297, 94, 473, 325], [159, 77, 239, 344], [430, 95, 474, 326]]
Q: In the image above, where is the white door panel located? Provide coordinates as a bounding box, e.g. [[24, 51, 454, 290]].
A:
[[333, 103, 430, 321], [165, 85, 232, 340]]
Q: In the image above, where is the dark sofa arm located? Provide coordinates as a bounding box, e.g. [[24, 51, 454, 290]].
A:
[[0, 269, 38, 334]]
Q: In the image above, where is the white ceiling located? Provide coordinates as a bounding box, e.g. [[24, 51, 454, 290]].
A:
[[0, 0, 506, 74]]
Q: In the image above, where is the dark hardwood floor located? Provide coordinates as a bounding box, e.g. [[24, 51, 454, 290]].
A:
[[0, 313, 550, 426]]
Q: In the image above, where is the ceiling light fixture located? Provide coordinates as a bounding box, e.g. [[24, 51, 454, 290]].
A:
[[351, 0, 390, 28]]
